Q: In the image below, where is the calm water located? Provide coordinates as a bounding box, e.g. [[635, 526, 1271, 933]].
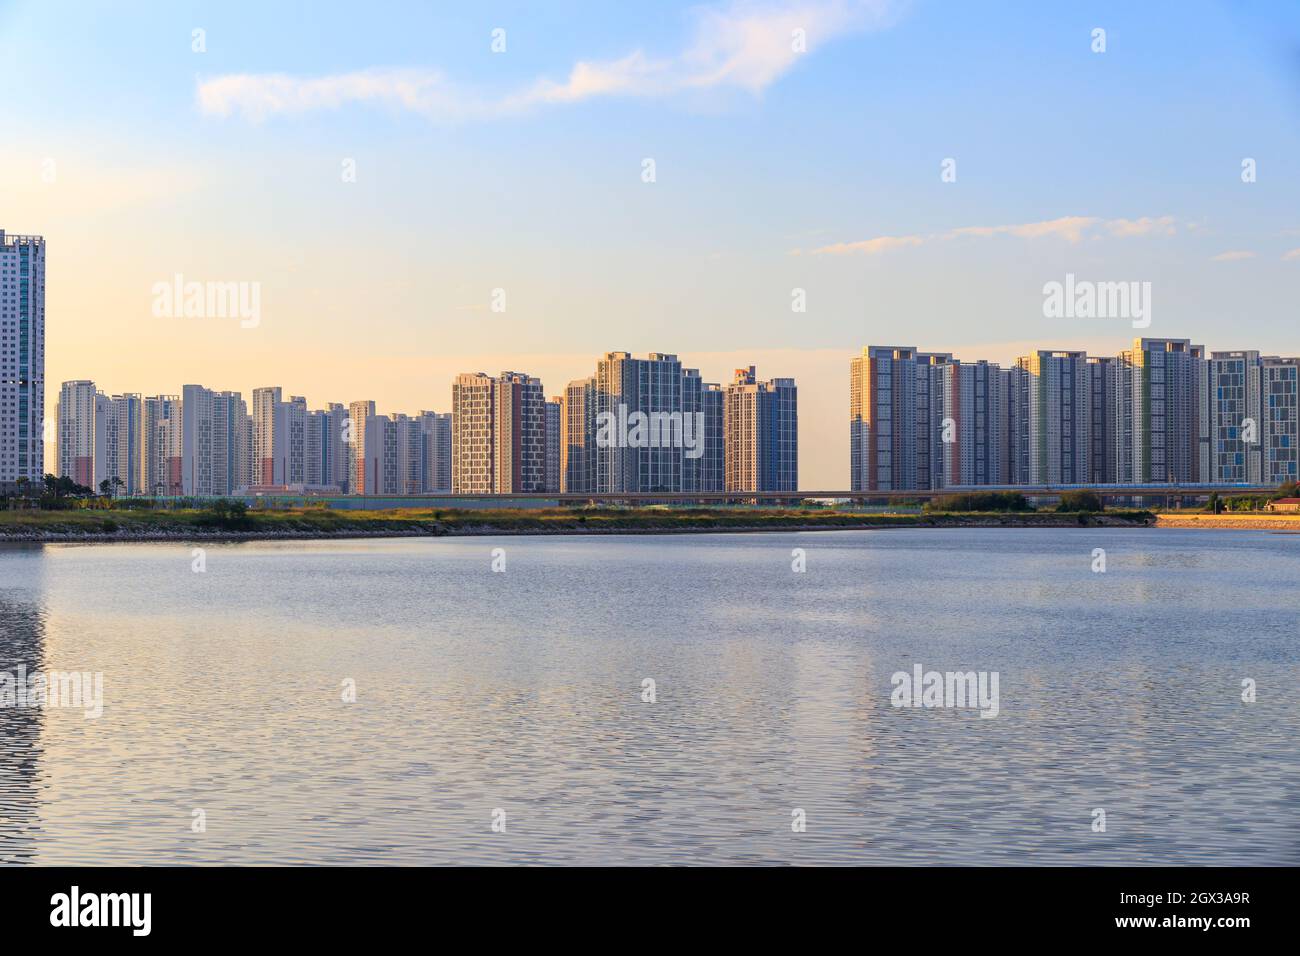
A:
[[0, 528, 1296, 866]]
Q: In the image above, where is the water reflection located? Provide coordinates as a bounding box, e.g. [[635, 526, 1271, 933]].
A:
[[0, 576, 47, 865], [0, 530, 1296, 865]]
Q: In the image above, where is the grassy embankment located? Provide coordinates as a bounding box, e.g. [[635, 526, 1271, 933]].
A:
[[0, 504, 1156, 541]]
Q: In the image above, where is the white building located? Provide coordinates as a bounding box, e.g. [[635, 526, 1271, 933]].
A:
[[348, 400, 375, 493], [417, 411, 451, 493], [104, 393, 145, 495], [252, 387, 306, 486], [183, 385, 251, 496], [0, 231, 45, 490], [57, 380, 101, 489], [143, 394, 183, 496], [362, 413, 401, 495]]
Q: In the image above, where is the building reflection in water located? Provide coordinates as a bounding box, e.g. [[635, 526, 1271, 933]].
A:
[[0, 588, 47, 864]]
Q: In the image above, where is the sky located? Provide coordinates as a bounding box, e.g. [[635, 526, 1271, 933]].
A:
[[3, 0, 1299, 488]]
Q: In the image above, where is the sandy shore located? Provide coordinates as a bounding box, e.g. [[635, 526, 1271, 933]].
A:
[[1156, 513, 1300, 530]]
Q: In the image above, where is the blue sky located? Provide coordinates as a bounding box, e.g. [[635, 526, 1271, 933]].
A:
[[3, 0, 1299, 485]]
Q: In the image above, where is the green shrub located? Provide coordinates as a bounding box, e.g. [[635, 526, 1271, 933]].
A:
[[1225, 495, 1267, 512], [1271, 481, 1299, 500], [193, 499, 254, 530], [1056, 489, 1103, 513], [924, 491, 1030, 513]]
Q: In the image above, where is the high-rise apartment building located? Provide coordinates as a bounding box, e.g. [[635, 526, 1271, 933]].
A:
[[181, 385, 214, 496], [0, 231, 44, 489], [561, 378, 596, 494], [304, 403, 349, 492], [680, 366, 709, 493], [559, 359, 725, 494], [1016, 350, 1090, 485], [593, 352, 696, 494], [304, 404, 350, 491], [104, 393, 145, 495], [699, 383, 725, 492], [1115, 338, 1205, 483], [496, 373, 546, 494], [545, 398, 562, 494], [851, 346, 918, 491], [143, 394, 183, 496], [252, 387, 281, 485], [936, 359, 1005, 487], [305, 409, 325, 487], [1005, 364, 1030, 485], [915, 352, 953, 490], [281, 395, 307, 486], [724, 366, 798, 492], [398, 414, 424, 495], [451, 372, 545, 494], [57, 380, 101, 489], [1207, 351, 1263, 483], [348, 400, 375, 494], [182, 385, 251, 496], [416, 411, 452, 493], [327, 403, 351, 491], [252, 387, 307, 487], [1087, 357, 1116, 484], [1261, 357, 1299, 486], [362, 413, 401, 495], [995, 367, 1016, 485], [222, 390, 253, 494], [451, 375, 493, 494]]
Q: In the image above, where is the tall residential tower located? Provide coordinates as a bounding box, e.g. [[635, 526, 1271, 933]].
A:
[[0, 231, 44, 489]]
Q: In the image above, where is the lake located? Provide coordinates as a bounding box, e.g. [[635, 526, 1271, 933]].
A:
[[1, 528, 1296, 865]]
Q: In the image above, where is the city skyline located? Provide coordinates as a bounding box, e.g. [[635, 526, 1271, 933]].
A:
[[5, 1, 1300, 489], [14, 217, 1296, 495], [44, 330, 1299, 495], [48, 352, 806, 496]]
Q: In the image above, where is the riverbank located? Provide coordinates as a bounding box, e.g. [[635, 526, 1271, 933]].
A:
[[1155, 512, 1300, 531], [0, 506, 1156, 542]]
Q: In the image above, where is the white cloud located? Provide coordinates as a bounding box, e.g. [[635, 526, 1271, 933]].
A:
[[196, 68, 470, 122], [1211, 250, 1256, 261], [807, 215, 1177, 255], [810, 234, 924, 255], [197, 1, 900, 122], [679, 0, 893, 92], [947, 216, 1100, 243], [1282, 248, 1300, 260], [1103, 216, 1177, 238]]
